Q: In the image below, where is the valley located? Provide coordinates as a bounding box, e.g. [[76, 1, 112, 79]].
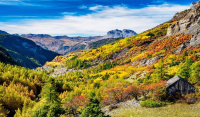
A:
[[0, 0, 200, 117]]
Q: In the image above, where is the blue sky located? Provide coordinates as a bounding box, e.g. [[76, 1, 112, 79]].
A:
[[0, 0, 193, 36]]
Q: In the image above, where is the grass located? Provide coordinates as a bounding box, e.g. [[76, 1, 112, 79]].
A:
[[111, 102, 200, 117]]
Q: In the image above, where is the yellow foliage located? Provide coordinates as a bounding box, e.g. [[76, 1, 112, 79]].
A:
[[166, 66, 179, 75]]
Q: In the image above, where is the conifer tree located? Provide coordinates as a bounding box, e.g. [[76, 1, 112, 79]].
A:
[[80, 98, 110, 117], [40, 81, 60, 104], [151, 58, 168, 82], [176, 58, 193, 80]]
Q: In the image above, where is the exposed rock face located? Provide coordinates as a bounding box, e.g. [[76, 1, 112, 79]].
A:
[[102, 29, 137, 39], [189, 29, 200, 46], [191, 2, 197, 9], [174, 40, 190, 54], [167, 0, 200, 36], [122, 29, 137, 37], [140, 56, 161, 66], [131, 56, 161, 67], [174, 28, 200, 53]]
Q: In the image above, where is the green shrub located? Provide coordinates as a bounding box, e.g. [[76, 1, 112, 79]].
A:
[[140, 100, 166, 108]]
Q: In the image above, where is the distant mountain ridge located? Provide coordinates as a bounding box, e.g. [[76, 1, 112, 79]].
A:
[[0, 30, 8, 34], [20, 29, 137, 54], [0, 32, 60, 68]]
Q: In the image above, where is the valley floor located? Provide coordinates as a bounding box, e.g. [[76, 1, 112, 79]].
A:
[[110, 102, 200, 117]]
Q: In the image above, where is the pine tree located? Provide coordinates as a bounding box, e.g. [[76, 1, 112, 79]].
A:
[[176, 58, 193, 80], [188, 61, 200, 84], [151, 58, 168, 82], [40, 82, 60, 104], [80, 98, 110, 117]]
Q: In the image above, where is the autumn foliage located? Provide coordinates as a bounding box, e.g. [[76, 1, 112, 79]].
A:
[[64, 95, 88, 115], [103, 80, 167, 105]]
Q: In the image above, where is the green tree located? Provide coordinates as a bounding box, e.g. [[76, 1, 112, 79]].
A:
[[176, 58, 193, 80], [32, 104, 65, 117], [80, 99, 110, 117], [40, 82, 60, 104], [151, 58, 168, 82], [188, 61, 200, 84]]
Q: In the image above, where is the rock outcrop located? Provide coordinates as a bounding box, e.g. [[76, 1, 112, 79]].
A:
[[191, 2, 197, 9], [167, 0, 200, 36], [131, 56, 161, 67]]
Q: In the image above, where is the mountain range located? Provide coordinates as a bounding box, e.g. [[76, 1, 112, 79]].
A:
[[20, 29, 137, 54]]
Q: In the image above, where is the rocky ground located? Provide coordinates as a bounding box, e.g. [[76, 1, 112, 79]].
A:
[[102, 99, 141, 116]]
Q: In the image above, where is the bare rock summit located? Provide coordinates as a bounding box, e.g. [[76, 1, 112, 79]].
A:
[[102, 29, 137, 39]]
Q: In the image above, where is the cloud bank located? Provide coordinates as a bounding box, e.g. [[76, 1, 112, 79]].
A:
[[0, 4, 189, 36]]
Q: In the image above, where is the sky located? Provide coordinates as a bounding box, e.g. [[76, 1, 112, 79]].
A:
[[0, 0, 193, 36]]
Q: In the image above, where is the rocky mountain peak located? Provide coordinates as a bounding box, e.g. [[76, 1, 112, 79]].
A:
[[103, 29, 137, 39]]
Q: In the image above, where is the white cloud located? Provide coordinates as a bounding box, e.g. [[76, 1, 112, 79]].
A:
[[89, 5, 106, 11], [0, 4, 190, 36], [62, 12, 76, 15]]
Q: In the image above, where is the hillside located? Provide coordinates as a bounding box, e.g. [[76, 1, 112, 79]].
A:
[[0, 46, 16, 65], [87, 37, 124, 49], [20, 29, 136, 54], [0, 33, 60, 68], [36, 1, 200, 115], [1, 1, 200, 117]]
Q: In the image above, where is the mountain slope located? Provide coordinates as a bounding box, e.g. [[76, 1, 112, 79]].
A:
[[40, 1, 197, 101], [0, 46, 16, 65], [86, 37, 124, 49], [0, 33, 60, 68]]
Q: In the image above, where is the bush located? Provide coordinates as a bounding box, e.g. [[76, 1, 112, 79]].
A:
[[140, 100, 166, 108], [179, 93, 197, 104]]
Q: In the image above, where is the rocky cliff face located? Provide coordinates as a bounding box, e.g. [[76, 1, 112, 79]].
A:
[[102, 29, 137, 39], [166, 0, 200, 54], [191, 2, 197, 9], [167, 0, 200, 36]]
